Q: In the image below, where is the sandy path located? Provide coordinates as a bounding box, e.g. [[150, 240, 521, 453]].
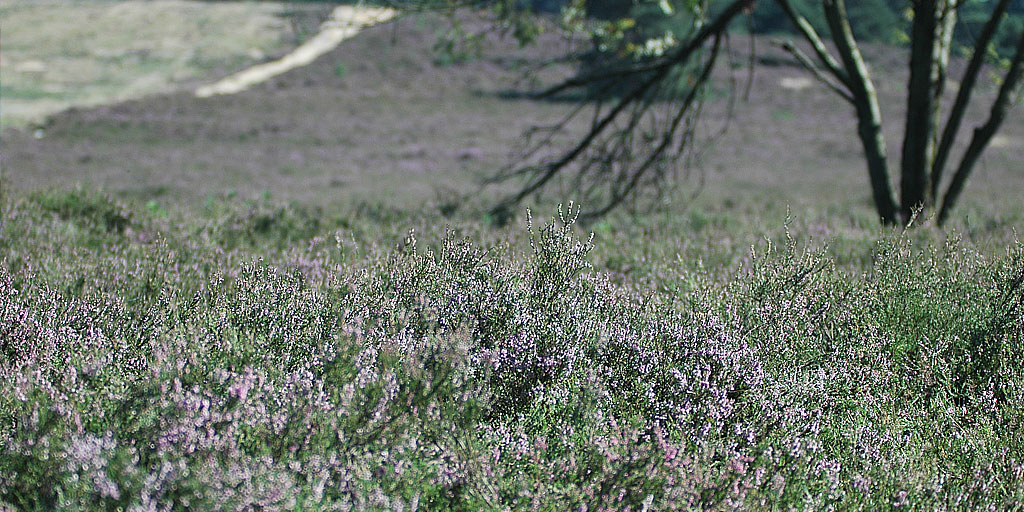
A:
[[195, 5, 397, 97], [0, 0, 307, 127]]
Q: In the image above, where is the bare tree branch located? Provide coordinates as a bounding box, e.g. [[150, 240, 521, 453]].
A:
[[776, 40, 854, 103], [931, 0, 1012, 201], [487, 0, 754, 222], [939, 31, 1024, 224], [776, 0, 851, 87]]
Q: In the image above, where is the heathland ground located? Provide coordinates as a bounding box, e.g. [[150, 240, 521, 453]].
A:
[[1, 5, 1023, 510]]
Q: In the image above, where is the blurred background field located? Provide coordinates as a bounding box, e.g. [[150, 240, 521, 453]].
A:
[[2, 0, 1021, 227], [0, 0, 330, 128]]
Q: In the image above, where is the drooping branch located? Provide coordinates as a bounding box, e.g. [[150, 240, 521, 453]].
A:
[[580, 35, 724, 221], [533, 0, 753, 100], [931, 0, 1012, 201], [939, 31, 1024, 224], [490, 65, 665, 215], [488, 0, 754, 222]]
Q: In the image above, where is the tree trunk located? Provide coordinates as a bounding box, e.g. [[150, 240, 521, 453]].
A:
[[823, 0, 899, 224], [900, 0, 942, 218]]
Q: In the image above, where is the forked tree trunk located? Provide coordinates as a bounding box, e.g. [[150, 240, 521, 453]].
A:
[[779, 0, 1023, 226], [492, 0, 1020, 224]]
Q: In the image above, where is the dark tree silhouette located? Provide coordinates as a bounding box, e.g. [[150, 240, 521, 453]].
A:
[[407, 0, 1022, 225], [488, 0, 755, 223], [777, 0, 1024, 225]]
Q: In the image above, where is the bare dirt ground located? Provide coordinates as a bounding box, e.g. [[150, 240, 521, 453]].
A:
[[3, 11, 1021, 221], [0, 0, 332, 127]]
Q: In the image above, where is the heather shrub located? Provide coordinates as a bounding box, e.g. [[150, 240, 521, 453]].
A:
[[208, 200, 324, 251], [2, 192, 1023, 510], [31, 188, 132, 235], [0, 263, 489, 510]]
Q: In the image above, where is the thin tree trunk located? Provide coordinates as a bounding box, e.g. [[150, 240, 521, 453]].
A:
[[823, 0, 899, 224], [939, 32, 1024, 224], [927, 2, 956, 204], [900, 0, 941, 218], [931, 0, 1012, 202]]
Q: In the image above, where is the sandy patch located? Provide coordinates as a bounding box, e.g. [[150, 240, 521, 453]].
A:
[[779, 76, 814, 91], [194, 5, 397, 98], [0, 0, 316, 127], [989, 134, 1018, 149]]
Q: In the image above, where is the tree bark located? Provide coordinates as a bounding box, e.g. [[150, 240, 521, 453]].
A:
[[900, 0, 942, 218], [823, 0, 899, 224], [927, 1, 957, 203]]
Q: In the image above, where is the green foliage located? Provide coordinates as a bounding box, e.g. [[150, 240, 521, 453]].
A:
[[334, 62, 348, 79], [578, 0, 707, 99], [504, 0, 1020, 52], [3, 190, 1024, 509], [750, 0, 905, 43], [31, 188, 131, 234]]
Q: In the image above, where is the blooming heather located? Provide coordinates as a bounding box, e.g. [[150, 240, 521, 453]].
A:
[[1, 191, 1022, 509]]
